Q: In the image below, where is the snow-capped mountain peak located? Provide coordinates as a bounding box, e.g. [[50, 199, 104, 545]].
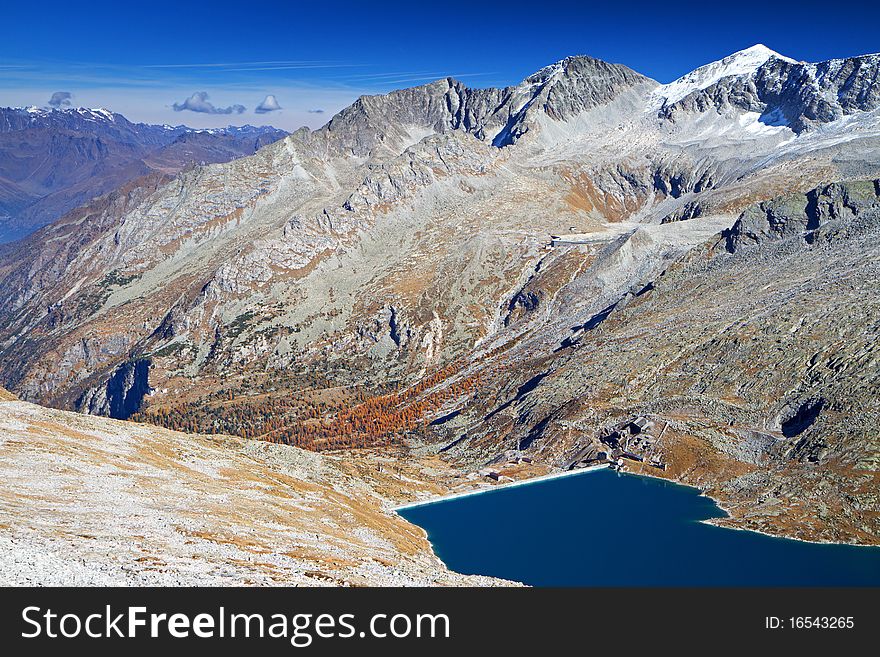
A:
[[653, 44, 797, 106], [15, 105, 117, 122]]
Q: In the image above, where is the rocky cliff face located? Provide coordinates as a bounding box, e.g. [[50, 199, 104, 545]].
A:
[[0, 47, 879, 544], [724, 179, 880, 250], [76, 358, 152, 419]]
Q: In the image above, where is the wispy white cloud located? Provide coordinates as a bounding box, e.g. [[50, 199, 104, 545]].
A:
[[222, 64, 368, 72], [143, 60, 336, 68], [333, 71, 499, 86], [338, 71, 456, 82]]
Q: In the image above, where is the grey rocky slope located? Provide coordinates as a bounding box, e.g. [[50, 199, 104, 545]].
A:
[[0, 45, 879, 544], [0, 107, 286, 242], [437, 179, 880, 544]]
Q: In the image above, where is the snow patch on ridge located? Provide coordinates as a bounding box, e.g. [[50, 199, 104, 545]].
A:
[[652, 45, 798, 108]]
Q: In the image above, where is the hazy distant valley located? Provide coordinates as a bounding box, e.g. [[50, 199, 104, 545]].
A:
[[1, 44, 879, 583], [0, 107, 286, 243]]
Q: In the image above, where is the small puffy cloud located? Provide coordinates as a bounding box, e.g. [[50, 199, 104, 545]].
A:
[[308, 108, 325, 114], [48, 91, 72, 108], [172, 91, 245, 115], [255, 94, 282, 114]]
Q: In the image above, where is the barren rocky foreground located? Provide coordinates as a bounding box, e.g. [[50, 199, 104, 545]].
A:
[[0, 390, 510, 586]]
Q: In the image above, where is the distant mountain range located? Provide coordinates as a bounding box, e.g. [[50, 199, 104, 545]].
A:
[[0, 106, 287, 242], [1, 45, 879, 547]]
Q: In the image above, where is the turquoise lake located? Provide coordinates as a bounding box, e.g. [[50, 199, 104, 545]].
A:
[[397, 469, 880, 586]]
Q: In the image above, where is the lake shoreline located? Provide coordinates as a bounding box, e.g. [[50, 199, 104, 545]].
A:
[[393, 463, 610, 511], [619, 466, 880, 548], [397, 465, 880, 587], [397, 462, 878, 550]]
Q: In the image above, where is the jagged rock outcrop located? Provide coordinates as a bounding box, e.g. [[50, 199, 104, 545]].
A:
[[754, 55, 880, 132], [76, 358, 152, 419], [724, 179, 880, 251]]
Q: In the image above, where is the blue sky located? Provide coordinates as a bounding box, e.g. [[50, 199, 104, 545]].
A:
[[1, 0, 877, 131]]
